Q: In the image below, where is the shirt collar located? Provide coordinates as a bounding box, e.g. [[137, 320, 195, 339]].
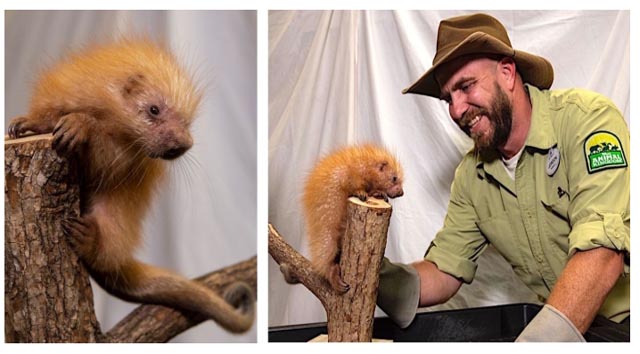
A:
[[523, 84, 557, 151]]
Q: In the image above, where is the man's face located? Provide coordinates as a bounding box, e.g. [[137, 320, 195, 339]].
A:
[[437, 57, 513, 154]]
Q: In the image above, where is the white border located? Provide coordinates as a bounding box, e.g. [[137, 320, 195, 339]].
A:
[[2, 0, 637, 352]]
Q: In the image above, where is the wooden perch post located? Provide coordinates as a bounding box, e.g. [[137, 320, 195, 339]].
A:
[[5, 134, 256, 342], [5, 135, 101, 342], [269, 197, 392, 342]]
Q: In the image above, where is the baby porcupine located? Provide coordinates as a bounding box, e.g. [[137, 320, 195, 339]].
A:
[[7, 37, 255, 333], [302, 144, 404, 292]]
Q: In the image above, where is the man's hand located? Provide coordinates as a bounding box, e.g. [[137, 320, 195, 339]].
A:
[[516, 304, 585, 342], [377, 258, 463, 329], [518, 247, 624, 342], [376, 258, 421, 328]]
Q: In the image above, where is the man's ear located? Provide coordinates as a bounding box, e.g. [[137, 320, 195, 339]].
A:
[[497, 56, 517, 91]]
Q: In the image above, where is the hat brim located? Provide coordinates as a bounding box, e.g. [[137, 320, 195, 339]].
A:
[[402, 32, 554, 98]]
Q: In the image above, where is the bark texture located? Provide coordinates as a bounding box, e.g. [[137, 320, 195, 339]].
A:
[[269, 197, 392, 342], [5, 135, 103, 342]]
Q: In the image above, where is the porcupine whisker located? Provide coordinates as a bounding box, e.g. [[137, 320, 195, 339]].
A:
[[188, 153, 219, 207], [135, 156, 152, 189], [95, 138, 144, 192], [177, 158, 193, 198], [182, 152, 199, 195], [116, 145, 149, 191]]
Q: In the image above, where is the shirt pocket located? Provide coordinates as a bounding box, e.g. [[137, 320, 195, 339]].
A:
[[476, 213, 524, 269], [540, 191, 571, 255], [540, 190, 570, 221]]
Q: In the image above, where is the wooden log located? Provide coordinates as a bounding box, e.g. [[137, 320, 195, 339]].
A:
[[327, 197, 391, 341], [268, 197, 392, 342], [4, 134, 104, 342]]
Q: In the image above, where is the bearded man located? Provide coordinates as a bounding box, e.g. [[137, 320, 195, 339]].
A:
[[377, 13, 630, 342]]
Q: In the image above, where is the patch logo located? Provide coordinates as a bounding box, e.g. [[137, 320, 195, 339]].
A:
[[584, 131, 627, 173]]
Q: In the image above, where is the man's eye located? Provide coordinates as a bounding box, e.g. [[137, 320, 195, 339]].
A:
[[461, 81, 475, 92]]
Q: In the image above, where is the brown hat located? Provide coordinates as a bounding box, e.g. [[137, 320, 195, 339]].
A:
[[403, 13, 554, 98]]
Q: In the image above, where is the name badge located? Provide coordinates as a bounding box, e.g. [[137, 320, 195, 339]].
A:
[[547, 147, 560, 176]]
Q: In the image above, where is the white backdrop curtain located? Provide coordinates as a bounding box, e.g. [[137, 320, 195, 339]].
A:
[[5, 10, 257, 342], [268, 10, 629, 327]]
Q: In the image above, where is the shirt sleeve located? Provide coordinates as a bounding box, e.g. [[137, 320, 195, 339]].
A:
[[424, 157, 488, 283], [562, 93, 630, 259]]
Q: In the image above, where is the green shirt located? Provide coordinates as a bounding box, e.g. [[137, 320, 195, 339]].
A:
[[425, 85, 630, 321]]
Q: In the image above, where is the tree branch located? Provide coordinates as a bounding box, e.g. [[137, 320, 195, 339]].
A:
[[268, 223, 333, 306], [106, 257, 257, 342]]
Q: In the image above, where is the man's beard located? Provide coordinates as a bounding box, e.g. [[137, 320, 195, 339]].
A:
[[458, 83, 513, 155]]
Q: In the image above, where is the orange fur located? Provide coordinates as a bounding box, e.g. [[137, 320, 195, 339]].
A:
[[302, 144, 404, 292], [8, 38, 254, 333]]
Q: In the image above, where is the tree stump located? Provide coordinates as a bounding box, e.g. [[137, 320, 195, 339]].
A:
[[5, 134, 257, 342], [269, 197, 392, 342], [5, 134, 102, 342]]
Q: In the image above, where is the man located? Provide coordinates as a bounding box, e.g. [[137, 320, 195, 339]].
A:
[[377, 13, 629, 342]]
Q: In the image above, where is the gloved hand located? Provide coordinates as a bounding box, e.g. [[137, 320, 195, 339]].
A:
[[376, 257, 420, 328], [515, 304, 585, 342]]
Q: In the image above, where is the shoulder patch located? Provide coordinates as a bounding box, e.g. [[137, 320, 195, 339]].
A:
[[584, 131, 627, 173]]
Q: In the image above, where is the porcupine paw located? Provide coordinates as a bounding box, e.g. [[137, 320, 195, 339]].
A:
[[223, 282, 254, 315], [354, 190, 369, 202], [370, 191, 389, 202], [8, 116, 49, 139], [280, 263, 299, 284], [61, 216, 100, 263], [52, 115, 90, 157], [329, 263, 350, 293]]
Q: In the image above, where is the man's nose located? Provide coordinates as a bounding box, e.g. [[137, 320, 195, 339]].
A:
[[449, 93, 468, 123]]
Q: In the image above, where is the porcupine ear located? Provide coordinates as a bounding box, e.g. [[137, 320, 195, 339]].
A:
[[122, 73, 145, 97], [378, 161, 389, 172]]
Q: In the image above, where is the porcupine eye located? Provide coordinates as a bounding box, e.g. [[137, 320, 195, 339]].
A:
[[392, 176, 398, 183], [149, 105, 161, 116]]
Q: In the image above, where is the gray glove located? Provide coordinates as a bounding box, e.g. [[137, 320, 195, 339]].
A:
[[376, 257, 420, 328], [516, 304, 586, 342]]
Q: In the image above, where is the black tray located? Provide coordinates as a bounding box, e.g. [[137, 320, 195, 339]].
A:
[[269, 303, 629, 342]]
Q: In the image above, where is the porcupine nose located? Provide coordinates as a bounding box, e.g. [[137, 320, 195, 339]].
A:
[[162, 145, 189, 159], [161, 134, 193, 160], [389, 187, 404, 198]]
